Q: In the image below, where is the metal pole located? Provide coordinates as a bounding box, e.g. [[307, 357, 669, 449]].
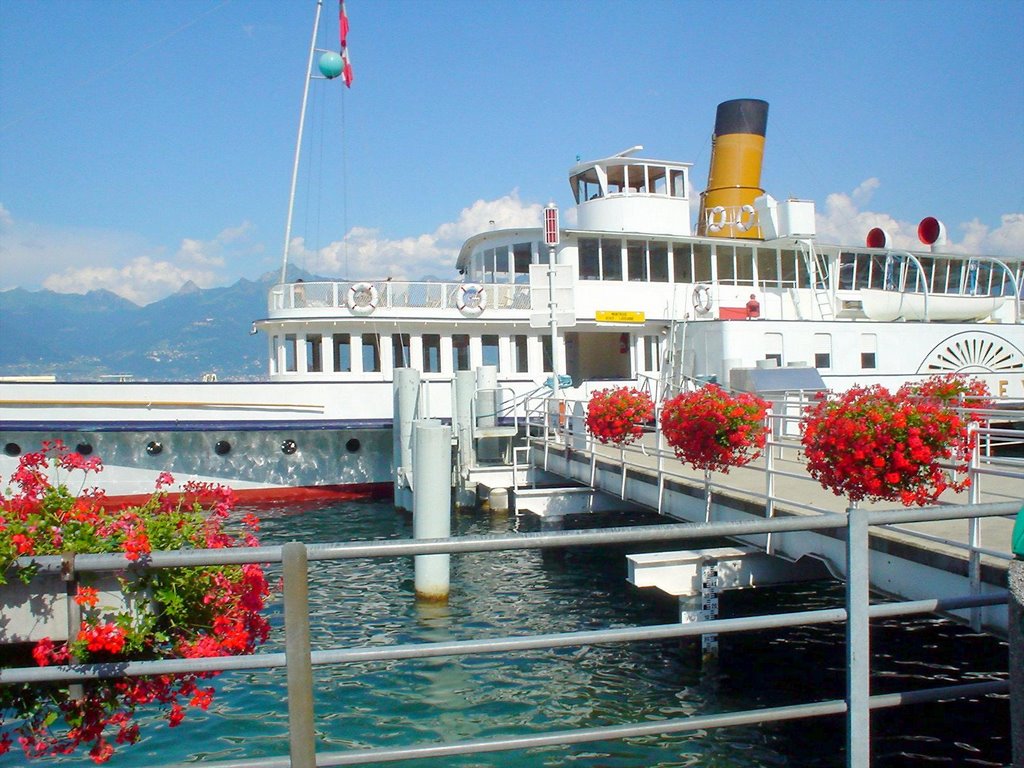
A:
[[393, 367, 420, 511], [413, 420, 452, 601], [280, 0, 324, 285], [1009, 557, 1023, 768], [454, 370, 477, 507], [846, 504, 870, 767], [282, 542, 316, 768], [548, 241, 559, 404]]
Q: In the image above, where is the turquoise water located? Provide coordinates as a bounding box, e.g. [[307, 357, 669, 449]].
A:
[[2, 500, 1011, 766]]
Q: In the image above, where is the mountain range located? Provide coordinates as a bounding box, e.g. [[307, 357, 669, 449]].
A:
[[0, 272, 301, 381]]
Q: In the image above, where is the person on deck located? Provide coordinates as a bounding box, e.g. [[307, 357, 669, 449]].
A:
[[745, 293, 760, 319]]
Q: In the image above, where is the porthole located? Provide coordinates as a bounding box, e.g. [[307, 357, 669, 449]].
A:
[[146, 441, 163, 456], [215, 440, 231, 456], [76, 443, 93, 456], [281, 439, 297, 455], [345, 438, 361, 453], [4, 442, 21, 457]]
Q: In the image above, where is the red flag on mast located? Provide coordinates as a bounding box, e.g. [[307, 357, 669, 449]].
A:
[[340, 1, 353, 87]]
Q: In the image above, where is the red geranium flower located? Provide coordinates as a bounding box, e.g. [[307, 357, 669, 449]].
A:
[[585, 387, 655, 446], [660, 386, 769, 473]]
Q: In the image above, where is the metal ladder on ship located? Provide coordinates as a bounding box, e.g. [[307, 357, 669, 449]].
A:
[[798, 240, 835, 320]]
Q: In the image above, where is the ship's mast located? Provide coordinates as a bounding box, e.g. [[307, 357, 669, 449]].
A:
[[280, 0, 325, 285]]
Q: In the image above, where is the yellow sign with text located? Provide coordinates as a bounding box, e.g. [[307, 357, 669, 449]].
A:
[[595, 310, 646, 324]]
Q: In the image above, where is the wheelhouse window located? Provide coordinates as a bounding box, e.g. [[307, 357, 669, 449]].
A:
[[423, 334, 442, 373], [670, 169, 686, 197], [571, 167, 602, 202], [362, 334, 381, 372], [452, 334, 470, 371], [284, 334, 297, 372], [332, 334, 351, 372]]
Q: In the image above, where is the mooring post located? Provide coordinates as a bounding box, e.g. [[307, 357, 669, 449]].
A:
[[846, 504, 870, 767], [1009, 507, 1023, 767], [413, 419, 452, 602], [453, 369, 477, 508], [282, 542, 316, 768], [476, 365, 500, 463], [393, 367, 421, 511]]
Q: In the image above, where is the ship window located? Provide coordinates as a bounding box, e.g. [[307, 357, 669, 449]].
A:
[[716, 246, 735, 284], [541, 335, 553, 373], [765, 332, 783, 366], [513, 335, 529, 372], [423, 334, 442, 372], [735, 246, 754, 284], [625, 165, 646, 193], [861, 334, 877, 369], [482, 335, 500, 369], [649, 242, 669, 282], [392, 333, 411, 368], [362, 334, 381, 372], [601, 238, 622, 280], [484, 248, 495, 283], [579, 238, 600, 280], [571, 168, 601, 202], [650, 166, 667, 195], [305, 334, 323, 373], [495, 245, 509, 281], [513, 243, 532, 284], [607, 165, 626, 194], [693, 243, 712, 282], [642, 335, 661, 372], [452, 334, 470, 370], [627, 240, 647, 281], [780, 249, 798, 287], [814, 333, 832, 370], [673, 242, 693, 283], [333, 334, 351, 372], [670, 169, 686, 197], [757, 247, 780, 286], [284, 334, 297, 372]]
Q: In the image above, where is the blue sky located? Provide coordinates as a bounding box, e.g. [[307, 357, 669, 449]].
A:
[[1, 0, 1022, 304]]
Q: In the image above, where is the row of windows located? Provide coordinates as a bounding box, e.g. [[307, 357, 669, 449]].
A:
[[577, 238, 815, 288], [761, 332, 878, 371], [838, 251, 1016, 295], [570, 163, 688, 203], [274, 332, 554, 376]]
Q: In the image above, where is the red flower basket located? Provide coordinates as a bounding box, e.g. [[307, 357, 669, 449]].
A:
[[800, 384, 974, 506], [585, 387, 655, 446], [898, 373, 993, 422], [660, 386, 769, 473]]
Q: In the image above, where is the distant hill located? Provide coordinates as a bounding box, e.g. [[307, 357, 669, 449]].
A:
[[0, 272, 307, 382]]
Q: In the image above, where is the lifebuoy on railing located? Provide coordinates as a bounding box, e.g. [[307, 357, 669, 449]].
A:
[[736, 204, 757, 232], [456, 283, 487, 316], [347, 282, 379, 315], [707, 206, 727, 233], [692, 283, 713, 314]]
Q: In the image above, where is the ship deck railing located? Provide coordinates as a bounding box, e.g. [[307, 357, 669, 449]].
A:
[[270, 280, 533, 312]]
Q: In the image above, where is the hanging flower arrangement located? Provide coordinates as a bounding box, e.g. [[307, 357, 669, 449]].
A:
[[897, 373, 993, 421], [660, 386, 770, 473], [0, 441, 270, 764], [585, 387, 655, 446], [800, 384, 974, 506]]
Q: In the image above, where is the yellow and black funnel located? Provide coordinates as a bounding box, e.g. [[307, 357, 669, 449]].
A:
[[697, 99, 768, 239]]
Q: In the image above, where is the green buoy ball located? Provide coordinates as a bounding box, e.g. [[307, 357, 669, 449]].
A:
[[318, 51, 344, 79]]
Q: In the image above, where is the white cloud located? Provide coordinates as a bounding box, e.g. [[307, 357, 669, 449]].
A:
[[815, 181, 1024, 257], [290, 191, 544, 280], [0, 210, 258, 305]]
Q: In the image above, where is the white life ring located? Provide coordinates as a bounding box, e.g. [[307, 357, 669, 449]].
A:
[[456, 283, 487, 316], [707, 205, 727, 233], [736, 204, 757, 232], [347, 282, 378, 315], [692, 283, 712, 314]]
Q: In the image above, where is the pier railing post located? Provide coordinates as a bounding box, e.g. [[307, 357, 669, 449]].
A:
[[846, 504, 870, 767], [1010, 508, 1024, 767], [393, 367, 421, 511], [282, 541, 316, 768]]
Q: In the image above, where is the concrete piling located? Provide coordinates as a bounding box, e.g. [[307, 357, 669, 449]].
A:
[[413, 419, 452, 602], [392, 367, 421, 512]]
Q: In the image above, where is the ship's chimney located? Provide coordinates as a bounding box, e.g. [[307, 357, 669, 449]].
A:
[[697, 99, 769, 239]]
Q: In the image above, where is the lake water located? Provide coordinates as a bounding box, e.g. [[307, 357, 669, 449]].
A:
[[3, 499, 1011, 767]]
